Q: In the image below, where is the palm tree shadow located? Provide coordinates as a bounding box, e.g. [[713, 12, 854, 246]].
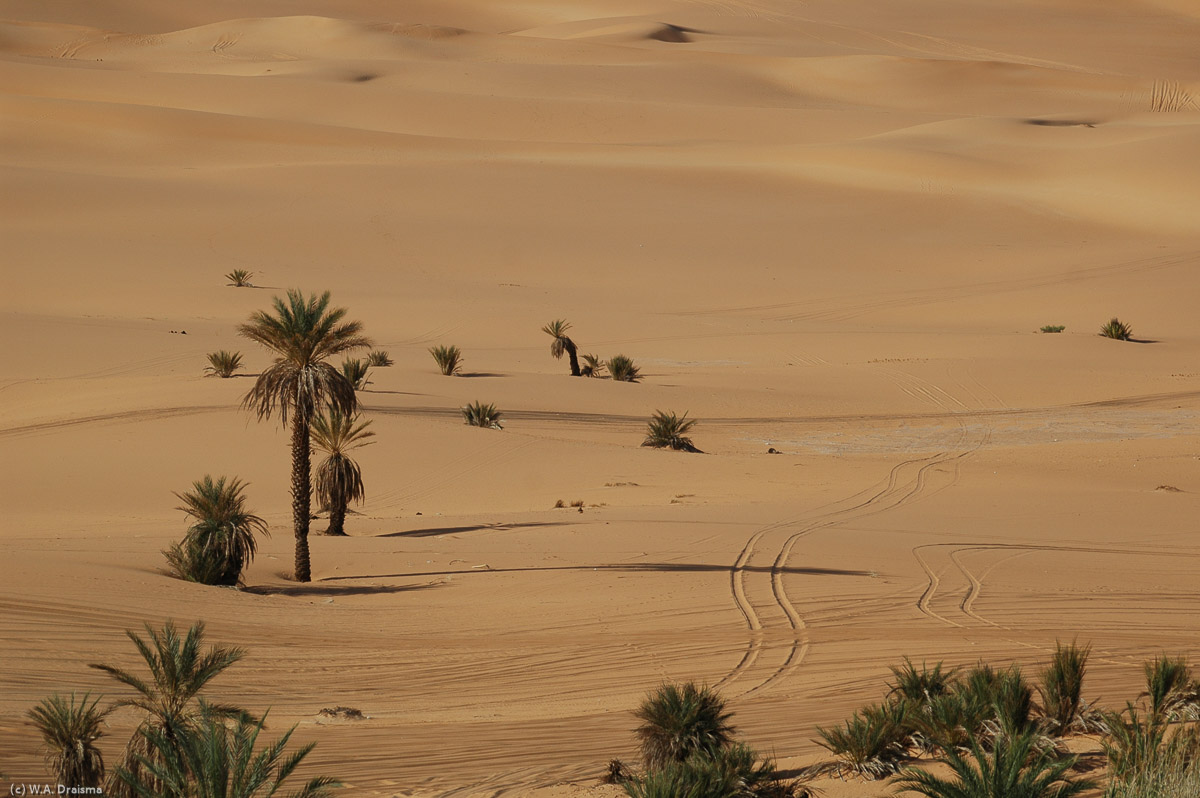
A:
[[243, 582, 442, 597], [459, 372, 507, 378]]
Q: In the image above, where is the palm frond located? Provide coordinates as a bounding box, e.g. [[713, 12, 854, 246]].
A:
[[340, 358, 370, 391], [429, 345, 463, 376], [580, 353, 606, 378], [204, 351, 243, 378]]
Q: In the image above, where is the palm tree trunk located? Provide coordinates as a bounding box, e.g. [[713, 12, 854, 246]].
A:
[[565, 340, 581, 377], [291, 411, 312, 582], [327, 502, 348, 536]]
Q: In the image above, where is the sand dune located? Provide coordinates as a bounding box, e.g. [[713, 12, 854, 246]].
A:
[[3, 0, 1200, 796]]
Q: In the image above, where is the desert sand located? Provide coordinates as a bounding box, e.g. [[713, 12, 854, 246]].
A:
[[2, 0, 1200, 794]]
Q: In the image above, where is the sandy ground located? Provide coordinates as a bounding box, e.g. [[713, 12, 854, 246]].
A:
[[3, 0, 1200, 795]]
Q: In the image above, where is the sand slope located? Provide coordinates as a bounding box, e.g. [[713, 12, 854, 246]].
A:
[[3, 0, 1200, 795]]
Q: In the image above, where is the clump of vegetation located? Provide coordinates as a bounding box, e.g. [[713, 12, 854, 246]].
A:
[[27, 693, 113, 790], [1100, 317, 1134, 341], [1039, 641, 1106, 737], [542, 319, 581, 376], [341, 358, 371, 390], [891, 727, 1095, 798], [642, 411, 701, 453], [311, 410, 375, 537], [1142, 655, 1199, 723], [429, 344, 463, 376], [624, 682, 801, 798], [225, 269, 254, 287], [608, 354, 641, 383], [462, 401, 503, 429], [581, 354, 606, 378], [366, 350, 393, 367], [239, 289, 371, 583], [1040, 325, 1066, 333], [164, 476, 268, 586], [816, 701, 911, 778], [204, 350, 243, 378]]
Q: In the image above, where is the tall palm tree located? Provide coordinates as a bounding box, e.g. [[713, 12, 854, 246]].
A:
[[167, 476, 268, 586], [542, 319, 581, 376], [90, 621, 248, 798], [27, 693, 114, 789], [310, 410, 375, 537], [118, 705, 339, 798], [239, 290, 371, 582]]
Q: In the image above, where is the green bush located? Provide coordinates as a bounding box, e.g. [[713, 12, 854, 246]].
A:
[[462, 401, 502, 429], [608, 354, 641, 382], [429, 345, 462, 376], [642, 411, 701, 453], [1099, 318, 1133, 340], [204, 350, 243, 378]]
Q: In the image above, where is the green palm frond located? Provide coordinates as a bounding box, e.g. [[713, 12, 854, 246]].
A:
[[166, 476, 268, 586], [27, 693, 113, 789], [580, 354, 606, 378], [816, 701, 910, 779], [365, 350, 392, 367], [225, 270, 254, 288], [1038, 640, 1105, 737], [1099, 317, 1134, 341], [608, 354, 641, 382], [429, 345, 463, 376], [891, 729, 1094, 798], [118, 705, 340, 798], [238, 290, 370, 425], [204, 351, 243, 378], [634, 682, 736, 770], [642, 411, 701, 453], [340, 358, 370, 391], [462, 401, 503, 429]]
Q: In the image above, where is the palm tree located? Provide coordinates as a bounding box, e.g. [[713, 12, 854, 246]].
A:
[[27, 693, 113, 789], [635, 682, 736, 770], [118, 705, 339, 798], [90, 621, 248, 798], [239, 290, 371, 582], [310, 410, 375, 536], [165, 476, 268, 586], [891, 728, 1094, 798], [542, 320, 581, 376]]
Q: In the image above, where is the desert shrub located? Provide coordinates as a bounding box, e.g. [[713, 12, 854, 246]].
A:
[[117, 706, 338, 798], [1099, 318, 1133, 340], [642, 411, 701, 453], [623, 743, 795, 798], [366, 350, 393, 367], [164, 476, 268, 587], [816, 701, 910, 778], [204, 350, 243, 378], [1040, 325, 1066, 333], [462, 401, 502, 429], [27, 693, 113, 789], [341, 358, 370, 390], [225, 269, 254, 287], [889, 658, 959, 704], [581, 353, 606, 378], [1143, 655, 1199, 723], [892, 728, 1094, 798], [608, 354, 641, 382], [1039, 640, 1105, 737], [429, 345, 462, 376], [1105, 756, 1200, 798], [635, 682, 736, 770], [1101, 705, 1200, 784]]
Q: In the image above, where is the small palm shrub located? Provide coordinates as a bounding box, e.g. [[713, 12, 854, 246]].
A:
[[889, 658, 959, 704], [891, 728, 1094, 798], [225, 269, 254, 287], [164, 476, 268, 587], [642, 410, 701, 453], [608, 354, 641, 382], [635, 682, 736, 770], [1100, 317, 1133, 340], [117, 706, 339, 798], [1105, 755, 1200, 798], [27, 693, 113, 789], [311, 410, 375, 536], [341, 358, 370, 390], [1143, 655, 1198, 723], [462, 401, 502, 429], [1040, 325, 1066, 333], [581, 354, 606, 378], [816, 700, 910, 778], [366, 350, 393, 367], [429, 345, 462, 376], [204, 350, 243, 378], [623, 744, 796, 798], [1039, 641, 1105, 737]]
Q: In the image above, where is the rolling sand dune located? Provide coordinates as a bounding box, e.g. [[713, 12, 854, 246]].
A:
[[3, 0, 1200, 796]]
